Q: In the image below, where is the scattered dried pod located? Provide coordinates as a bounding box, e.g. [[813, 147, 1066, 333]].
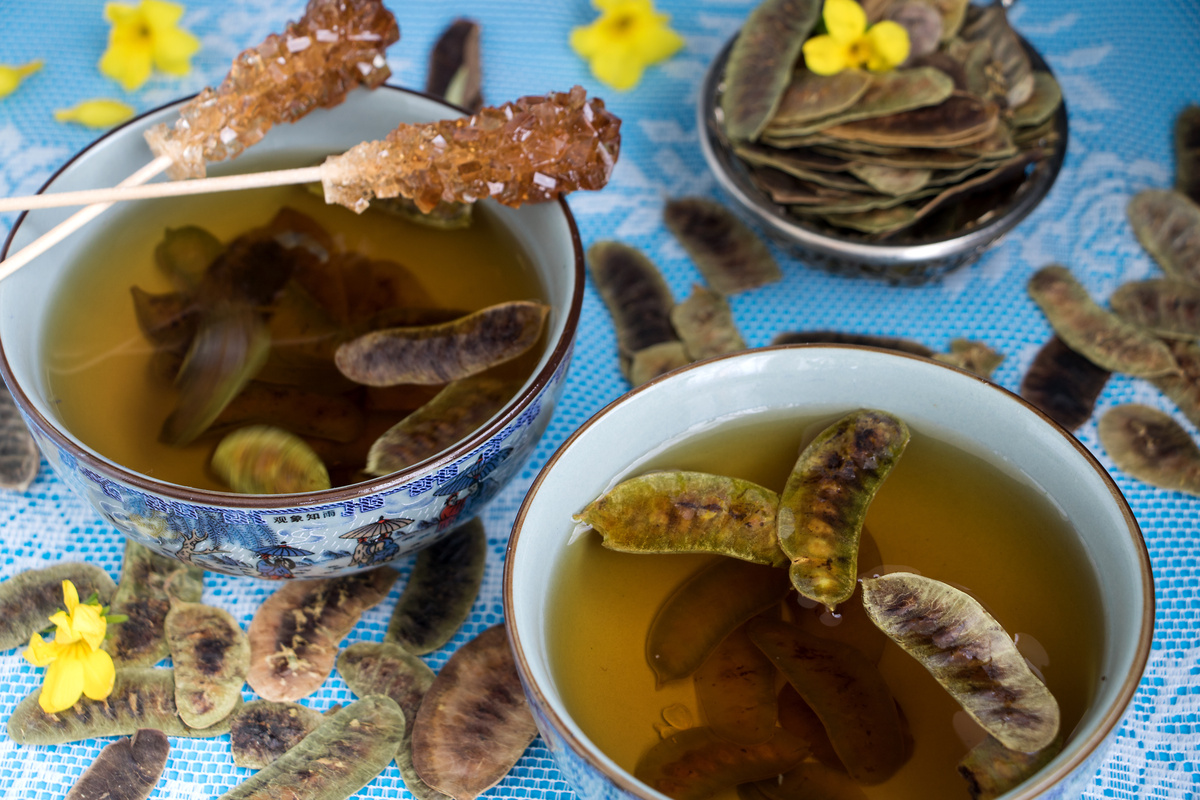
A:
[[748, 617, 907, 784], [959, 2, 1034, 107], [958, 734, 1063, 800], [575, 471, 786, 566], [366, 376, 520, 476], [165, 600, 250, 729], [771, 329, 934, 356], [0, 562, 116, 651], [777, 410, 909, 610], [229, 700, 326, 769], [64, 728, 170, 800], [635, 726, 809, 800], [588, 241, 678, 360], [1109, 278, 1200, 340], [1176, 105, 1200, 204], [1127, 190, 1200, 285], [1019, 336, 1110, 431], [934, 338, 1005, 378], [628, 340, 692, 386], [861, 572, 1060, 753], [670, 285, 746, 361], [0, 385, 39, 492], [386, 518, 487, 654], [1097, 404, 1200, 495], [426, 18, 483, 113], [211, 425, 331, 495], [247, 568, 398, 702], [821, 93, 999, 149], [104, 539, 204, 668], [754, 762, 869, 800], [219, 695, 406, 800], [1010, 73, 1063, 129], [663, 197, 782, 294], [1151, 340, 1200, 429], [769, 68, 873, 129], [693, 622, 778, 744], [721, 0, 823, 141], [7, 667, 239, 744], [1027, 265, 1178, 378], [647, 559, 791, 685], [412, 624, 538, 800]]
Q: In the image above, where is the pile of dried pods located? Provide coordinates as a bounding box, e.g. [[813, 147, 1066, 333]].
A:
[[575, 409, 1063, 800], [722, 0, 1062, 240]]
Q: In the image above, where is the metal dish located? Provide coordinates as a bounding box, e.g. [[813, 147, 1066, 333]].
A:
[[698, 35, 1068, 284]]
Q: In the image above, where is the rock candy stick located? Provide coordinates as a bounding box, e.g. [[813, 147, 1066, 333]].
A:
[[321, 85, 622, 213], [146, 0, 400, 179]]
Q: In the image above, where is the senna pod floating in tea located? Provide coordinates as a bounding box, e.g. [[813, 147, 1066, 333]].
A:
[[1027, 265, 1177, 378], [663, 197, 782, 295], [386, 518, 487, 654], [0, 562, 115, 651], [104, 539, 204, 668], [693, 622, 779, 744], [1019, 336, 1110, 431], [861, 573, 1060, 753], [776, 682, 841, 770], [747, 617, 907, 784], [211, 425, 331, 495], [647, 559, 791, 685], [247, 568, 397, 702], [1127, 190, 1200, 285], [777, 409, 909, 610], [7, 667, 240, 744], [1097, 404, 1200, 496], [334, 300, 549, 386], [218, 695, 406, 800], [64, 728, 170, 800], [958, 733, 1064, 800], [412, 624, 538, 800], [164, 600, 250, 729], [754, 761, 870, 800], [575, 470, 786, 566], [229, 699, 327, 769], [635, 726, 810, 800], [210, 382, 366, 444]]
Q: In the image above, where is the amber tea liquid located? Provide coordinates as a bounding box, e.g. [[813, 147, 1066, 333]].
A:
[[549, 410, 1104, 800], [41, 183, 544, 491]]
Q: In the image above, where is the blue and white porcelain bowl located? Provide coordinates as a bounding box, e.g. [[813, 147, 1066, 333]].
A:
[[0, 86, 583, 579], [504, 345, 1153, 800]]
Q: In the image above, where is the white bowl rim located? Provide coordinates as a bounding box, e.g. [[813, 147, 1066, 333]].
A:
[[503, 343, 1154, 800], [0, 84, 586, 508]]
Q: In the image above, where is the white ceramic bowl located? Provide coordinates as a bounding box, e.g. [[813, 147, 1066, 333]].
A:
[[504, 345, 1152, 800], [0, 86, 583, 579]]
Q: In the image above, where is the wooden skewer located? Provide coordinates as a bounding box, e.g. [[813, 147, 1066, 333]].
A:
[[0, 163, 326, 215], [0, 155, 174, 282]]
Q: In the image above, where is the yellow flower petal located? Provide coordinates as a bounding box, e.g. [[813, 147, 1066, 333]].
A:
[[631, 16, 685, 63], [0, 60, 42, 99], [23, 633, 64, 668], [865, 20, 910, 72], [570, 0, 682, 90], [99, 37, 154, 91], [100, 0, 198, 90], [79, 647, 116, 701], [47, 610, 81, 644], [39, 643, 87, 714], [589, 48, 647, 92], [151, 25, 201, 75], [70, 603, 108, 651], [803, 34, 852, 76], [140, 0, 185, 29], [55, 99, 136, 128], [61, 579, 80, 614], [570, 24, 606, 59], [823, 0, 868, 44]]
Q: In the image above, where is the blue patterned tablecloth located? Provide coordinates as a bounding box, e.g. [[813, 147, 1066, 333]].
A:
[[0, 0, 1197, 797]]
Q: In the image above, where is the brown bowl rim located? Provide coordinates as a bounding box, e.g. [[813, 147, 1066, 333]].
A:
[[503, 343, 1154, 800], [0, 84, 586, 509]]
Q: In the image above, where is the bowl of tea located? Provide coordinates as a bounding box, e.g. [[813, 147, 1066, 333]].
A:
[[504, 345, 1152, 800], [0, 85, 586, 579]]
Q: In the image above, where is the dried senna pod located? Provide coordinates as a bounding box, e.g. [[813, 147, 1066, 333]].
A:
[[777, 409, 909, 610], [934, 338, 1005, 378], [664, 197, 782, 295], [412, 624, 538, 800], [628, 340, 692, 387], [958, 734, 1064, 800], [861, 572, 1060, 753], [0, 385, 39, 492], [670, 285, 746, 362], [1097, 404, 1200, 496], [1109, 278, 1200, 340], [576, 471, 786, 567], [426, 18, 483, 113], [64, 728, 170, 800], [1019, 336, 1109, 432], [1127, 190, 1200, 285], [588, 240, 678, 361], [211, 425, 331, 495], [1176, 105, 1200, 205], [1151, 339, 1200, 430], [229, 699, 326, 769], [165, 600, 250, 729], [693, 622, 778, 744], [247, 568, 398, 702], [0, 562, 115, 651], [1027, 265, 1177, 378], [635, 726, 809, 800], [104, 539, 204, 668]]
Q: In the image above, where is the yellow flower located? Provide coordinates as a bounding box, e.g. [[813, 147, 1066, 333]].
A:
[[570, 0, 685, 91], [802, 0, 910, 76], [22, 580, 116, 715], [55, 99, 136, 128], [0, 61, 42, 99], [99, 0, 200, 91]]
